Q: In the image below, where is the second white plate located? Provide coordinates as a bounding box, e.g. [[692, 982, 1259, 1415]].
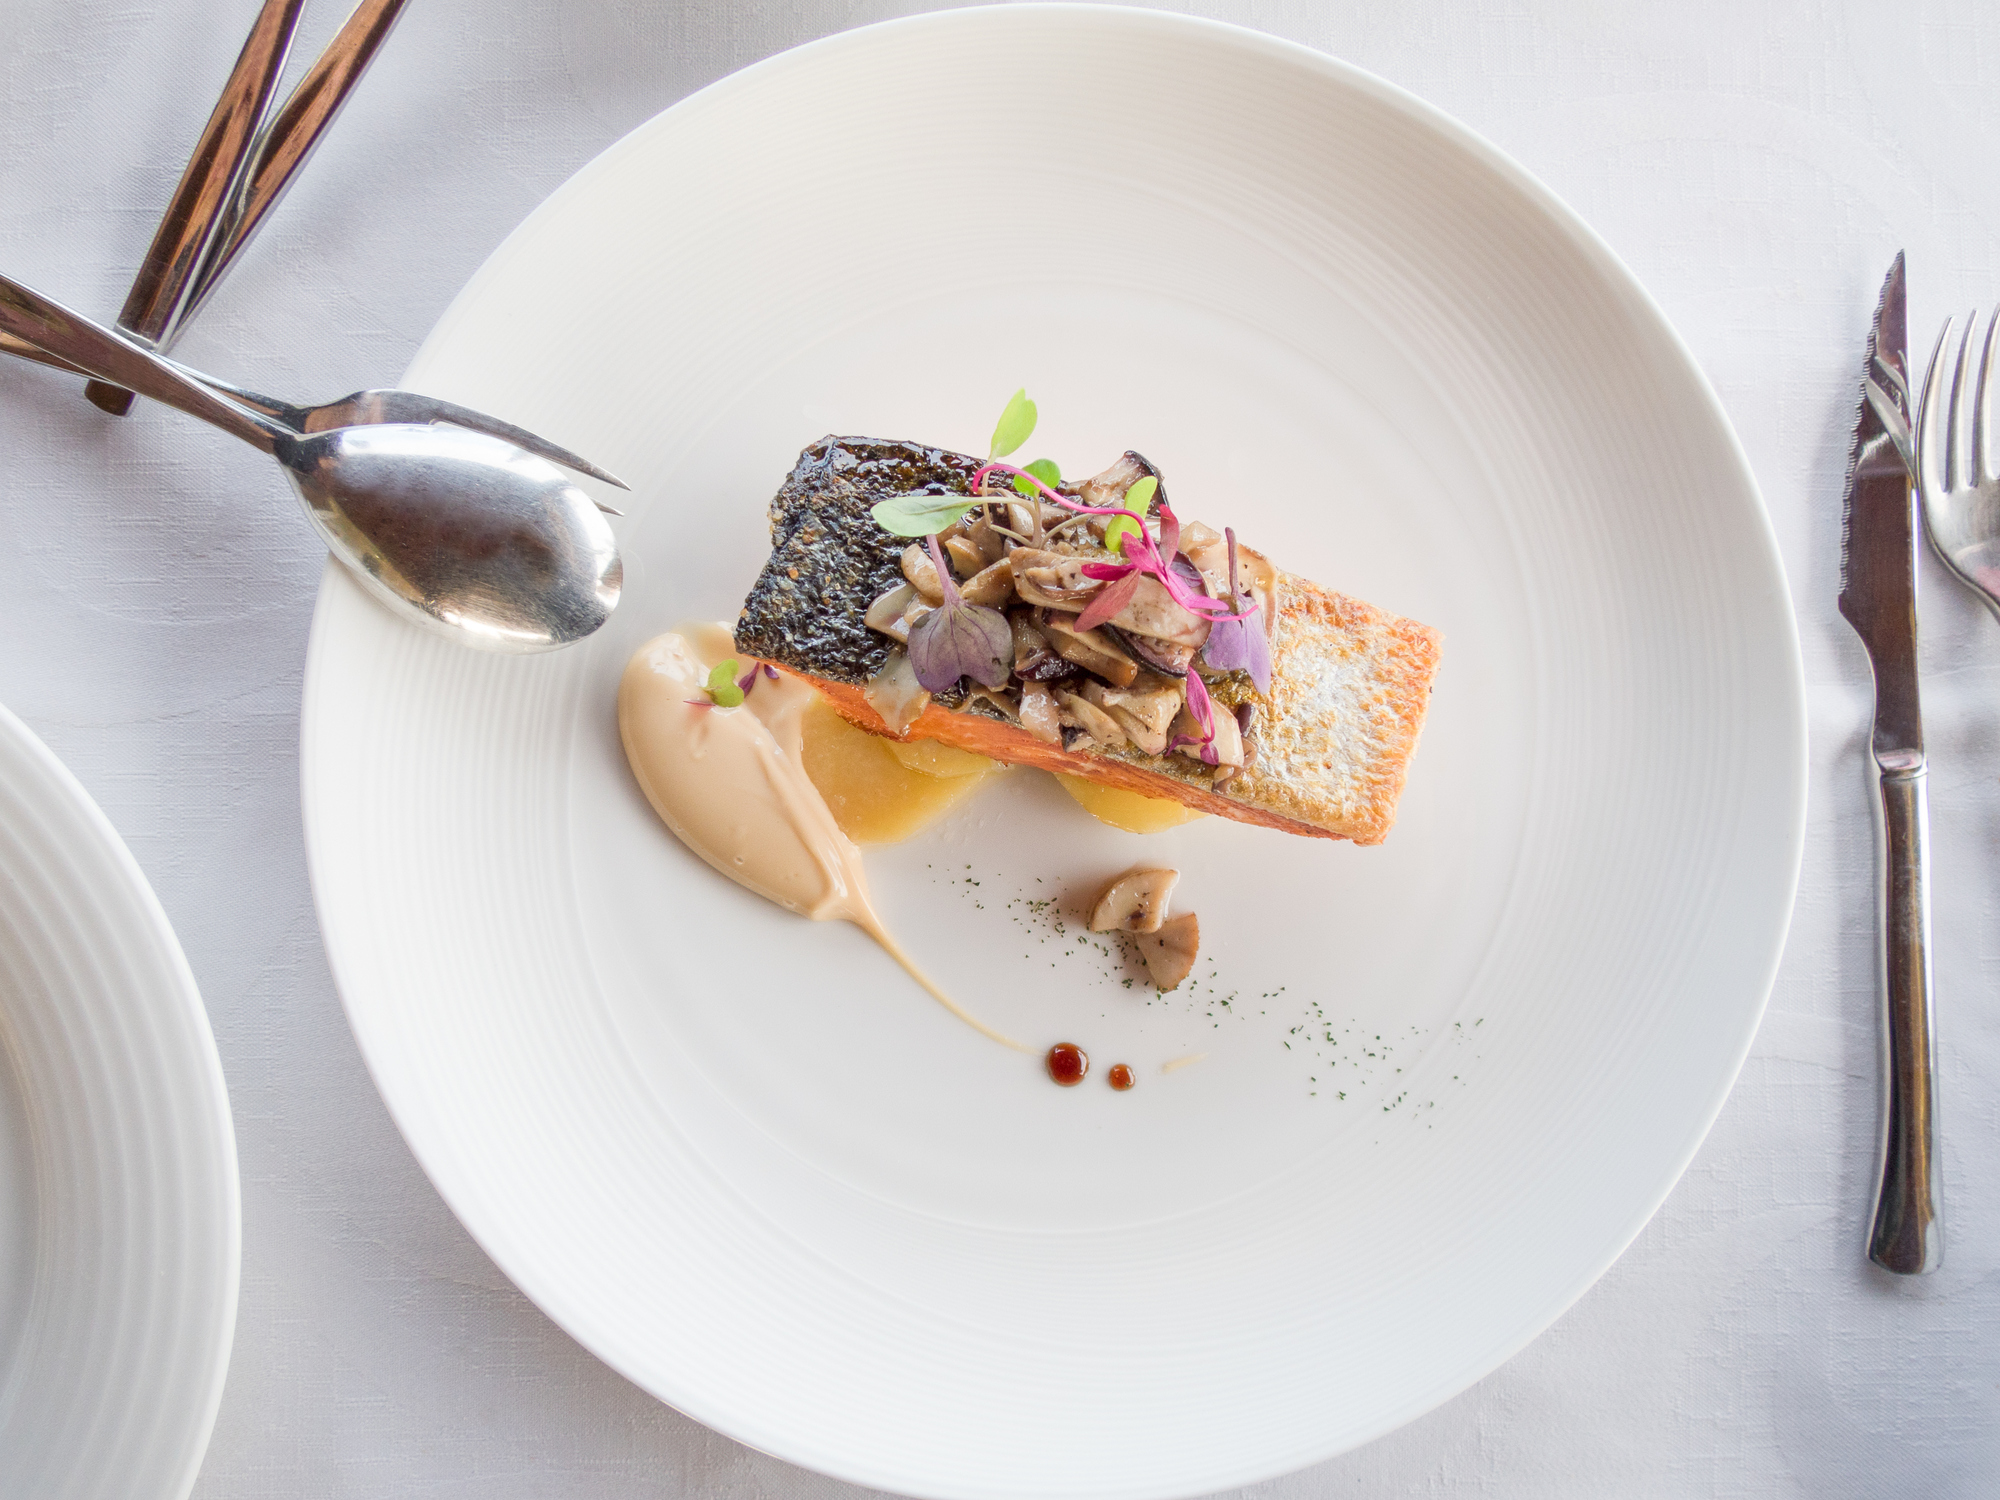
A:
[[302, 8, 1806, 1496]]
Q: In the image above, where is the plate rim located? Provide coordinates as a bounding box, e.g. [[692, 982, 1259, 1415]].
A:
[[0, 701, 242, 1500], [302, 5, 1808, 1493]]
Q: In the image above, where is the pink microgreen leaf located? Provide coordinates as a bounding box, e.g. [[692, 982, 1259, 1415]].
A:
[[1080, 561, 1137, 582], [1181, 669, 1221, 765], [1075, 570, 1143, 633]]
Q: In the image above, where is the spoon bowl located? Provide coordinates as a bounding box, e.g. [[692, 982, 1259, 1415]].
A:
[[281, 423, 621, 651]]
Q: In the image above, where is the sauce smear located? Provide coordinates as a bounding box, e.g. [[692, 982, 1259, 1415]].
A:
[[619, 625, 1021, 1050]]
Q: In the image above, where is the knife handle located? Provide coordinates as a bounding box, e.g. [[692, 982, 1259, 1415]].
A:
[[1867, 763, 1941, 1274]]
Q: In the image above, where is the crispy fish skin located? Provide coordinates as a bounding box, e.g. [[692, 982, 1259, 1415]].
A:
[[736, 437, 984, 687], [736, 436, 1441, 844]]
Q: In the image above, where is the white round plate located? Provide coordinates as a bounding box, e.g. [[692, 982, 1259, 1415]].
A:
[[0, 704, 239, 1500], [301, 8, 1805, 1496]]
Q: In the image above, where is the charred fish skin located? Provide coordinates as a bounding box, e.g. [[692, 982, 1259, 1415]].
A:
[[736, 436, 985, 686]]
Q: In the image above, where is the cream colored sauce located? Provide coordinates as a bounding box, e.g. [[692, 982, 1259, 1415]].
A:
[[618, 625, 1023, 1050]]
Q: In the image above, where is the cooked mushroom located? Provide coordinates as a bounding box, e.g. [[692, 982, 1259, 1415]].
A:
[[864, 648, 930, 735], [865, 581, 917, 636], [1103, 624, 1193, 677], [1074, 451, 1162, 512], [1101, 572, 1211, 648], [1089, 868, 1180, 934], [1167, 696, 1245, 768], [1135, 912, 1199, 990], [1055, 689, 1130, 749], [1040, 611, 1140, 687], [900, 543, 945, 603], [944, 534, 987, 577], [1081, 677, 1181, 757], [959, 558, 1016, 608], [1019, 679, 1062, 743], [1179, 520, 1279, 640], [1009, 549, 1103, 610]]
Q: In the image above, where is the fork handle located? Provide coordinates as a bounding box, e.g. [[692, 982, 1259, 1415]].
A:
[[1867, 763, 1942, 1274]]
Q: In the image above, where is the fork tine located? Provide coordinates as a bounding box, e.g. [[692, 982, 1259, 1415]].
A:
[[1917, 315, 1953, 499], [1975, 309, 1998, 488], [1947, 311, 1977, 493]]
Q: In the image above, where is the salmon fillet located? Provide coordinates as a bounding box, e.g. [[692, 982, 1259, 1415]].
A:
[[736, 436, 1440, 845]]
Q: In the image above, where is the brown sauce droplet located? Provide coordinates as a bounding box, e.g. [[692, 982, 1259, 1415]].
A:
[[1046, 1042, 1089, 1086], [1107, 1064, 1135, 1091]]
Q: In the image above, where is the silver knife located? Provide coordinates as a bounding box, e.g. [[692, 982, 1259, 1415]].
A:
[[1837, 250, 1942, 1275]]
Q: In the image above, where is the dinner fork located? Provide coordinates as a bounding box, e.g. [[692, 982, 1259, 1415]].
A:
[[1916, 310, 2000, 619]]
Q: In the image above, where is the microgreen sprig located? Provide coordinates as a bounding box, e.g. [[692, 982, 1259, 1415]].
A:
[[871, 391, 1065, 537], [688, 658, 778, 708]]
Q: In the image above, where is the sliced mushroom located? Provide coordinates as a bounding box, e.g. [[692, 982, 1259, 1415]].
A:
[[1019, 679, 1062, 742], [1089, 868, 1180, 934], [1167, 697, 1245, 768], [1179, 521, 1279, 643], [1074, 451, 1161, 511], [1099, 571, 1211, 648], [1235, 702, 1260, 771], [959, 558, 1016, 608], [864, 648, 930, 736], [1080, 678, 1180, 757], [1040, 611, 1139, 688], [1009, 549, 1104, 610], [900, 543, 945, 603], [865, 581, 917, 637], [944, 534, 987, 577], [1055, 688, 1129, 749], [1103, 624, 1193, 677], [1135, 912, 1199, 990], [965, 685, 1021, 722]]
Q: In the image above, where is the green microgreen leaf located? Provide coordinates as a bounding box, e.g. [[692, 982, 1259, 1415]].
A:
[[1013, 456, 1061, 496], [989, 388, 1038, 458], [871, 492, 978, 537], [1100, 474, 1157, 554], [705, 659, 745, 707]]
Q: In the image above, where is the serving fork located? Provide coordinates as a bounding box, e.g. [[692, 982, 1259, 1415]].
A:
[[1916, 311, 2000, 619]]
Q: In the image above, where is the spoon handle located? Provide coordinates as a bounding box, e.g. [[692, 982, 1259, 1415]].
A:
[[0, 274, 285, 454]]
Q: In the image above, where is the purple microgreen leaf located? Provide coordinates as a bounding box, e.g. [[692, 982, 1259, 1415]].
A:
[[685, 698, 714, 709], [737, 666, 759, 695], [989, 388, 1038, 458], [762, 663, 779, 680], [1081, 561, 1137, 582], [1014, 457, 1061, 496], [1075, 570, 1143, 633], [1198, 527, 1273, 691], [907, 600, 1012, 692], [872, 492, 979, 537]]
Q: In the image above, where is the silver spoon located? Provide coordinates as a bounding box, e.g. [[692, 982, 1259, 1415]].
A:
[[0, 272, 620, 653], [0, 325, 626, 506]]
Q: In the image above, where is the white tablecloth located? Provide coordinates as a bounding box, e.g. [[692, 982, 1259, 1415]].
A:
[[3, 1, 1996, 1493]]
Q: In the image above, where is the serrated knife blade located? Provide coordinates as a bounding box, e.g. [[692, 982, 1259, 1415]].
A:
[[1837, 251, 1941, 1276]]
